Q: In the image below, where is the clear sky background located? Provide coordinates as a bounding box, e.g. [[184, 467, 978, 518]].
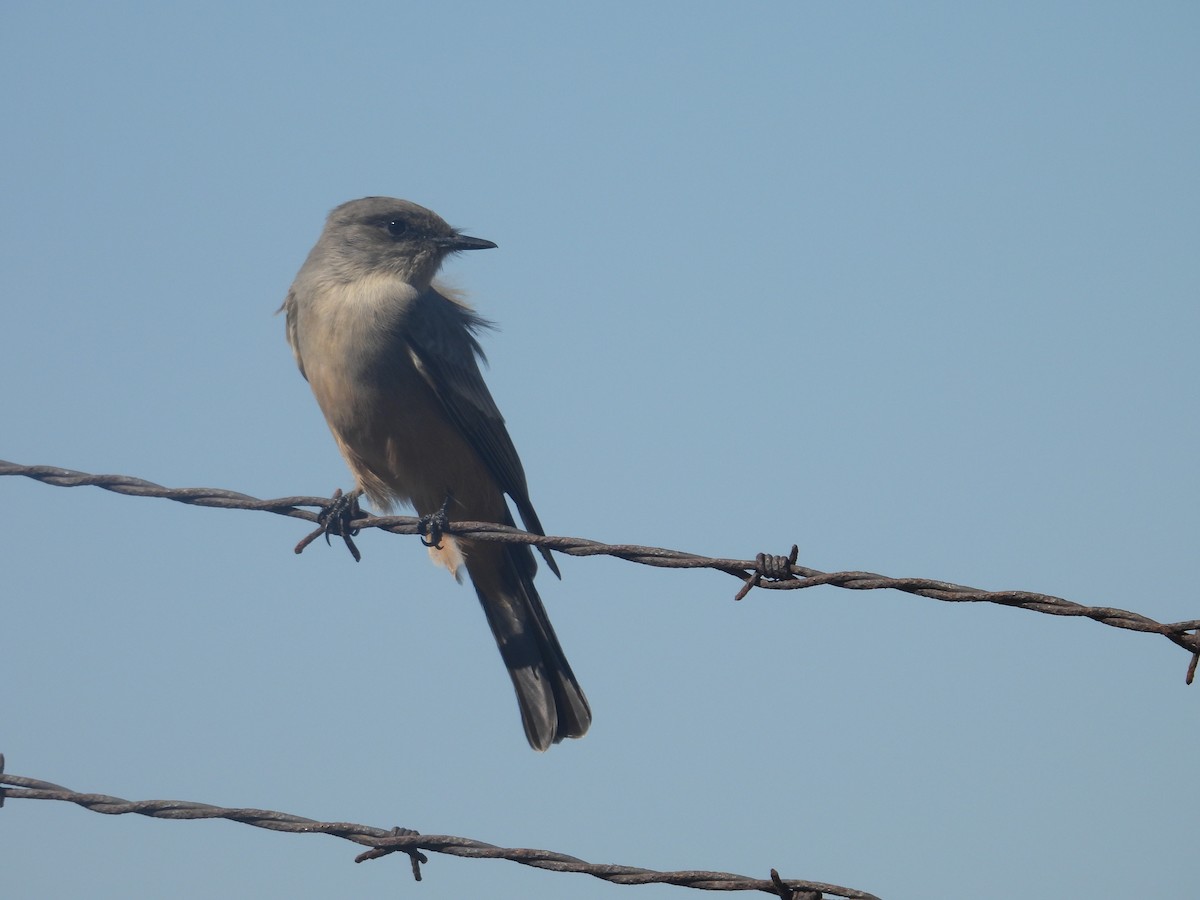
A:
[[2, 4, 1197, 899]]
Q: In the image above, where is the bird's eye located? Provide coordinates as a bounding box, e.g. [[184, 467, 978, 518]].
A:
[[386, 220, 409, 237]]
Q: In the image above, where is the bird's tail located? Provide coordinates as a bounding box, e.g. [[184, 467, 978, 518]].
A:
[[465, 541, 590, 751]]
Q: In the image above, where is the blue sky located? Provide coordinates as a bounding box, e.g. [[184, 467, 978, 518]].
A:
[[2, 3, 1197, 899]]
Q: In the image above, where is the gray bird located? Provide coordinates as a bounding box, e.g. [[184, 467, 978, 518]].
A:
[[281, 197, 590, 750]]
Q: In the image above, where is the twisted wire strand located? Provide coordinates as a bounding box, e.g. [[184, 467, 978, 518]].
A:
[[0, 756, 878, 900], [2, 460, 1196, 677]]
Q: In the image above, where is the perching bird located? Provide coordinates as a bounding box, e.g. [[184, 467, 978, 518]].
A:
[[281, 197, 589, 750]]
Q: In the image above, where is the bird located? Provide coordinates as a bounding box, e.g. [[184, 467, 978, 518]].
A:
[[281, 197, 590, 750]]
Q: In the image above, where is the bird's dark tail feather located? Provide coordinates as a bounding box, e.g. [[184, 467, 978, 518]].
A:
[[467, 544, 590, 751]]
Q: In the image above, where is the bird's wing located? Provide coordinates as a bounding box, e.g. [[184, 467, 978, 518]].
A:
[[404, 286, 560, 577], [280, 290, 308, 381]]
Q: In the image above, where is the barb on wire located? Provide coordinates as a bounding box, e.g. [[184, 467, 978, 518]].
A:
[[2, 460, 1197, 681], [0, 755, 877, 900]]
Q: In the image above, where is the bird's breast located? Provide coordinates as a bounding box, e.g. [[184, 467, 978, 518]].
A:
[[294, 275, 490, 514]]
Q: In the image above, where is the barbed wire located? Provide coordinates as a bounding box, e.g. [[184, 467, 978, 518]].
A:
[[0, 754, 878, 900], [2, 460, 1197, 681]]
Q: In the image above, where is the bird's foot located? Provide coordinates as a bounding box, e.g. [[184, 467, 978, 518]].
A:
[[418, 492, 454, 550], [294, 487, 364, 562]]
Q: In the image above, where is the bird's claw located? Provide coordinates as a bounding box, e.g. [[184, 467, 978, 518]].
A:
[[419, 492, 454, 550], [294, 488, 364, 562]]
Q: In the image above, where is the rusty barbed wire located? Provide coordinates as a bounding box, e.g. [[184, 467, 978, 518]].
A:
[[0, 754, 878, 900], [2, 460, 1197, 680]]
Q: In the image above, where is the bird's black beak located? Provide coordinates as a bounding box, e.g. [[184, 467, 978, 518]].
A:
[[437, 232, 497, 251]]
